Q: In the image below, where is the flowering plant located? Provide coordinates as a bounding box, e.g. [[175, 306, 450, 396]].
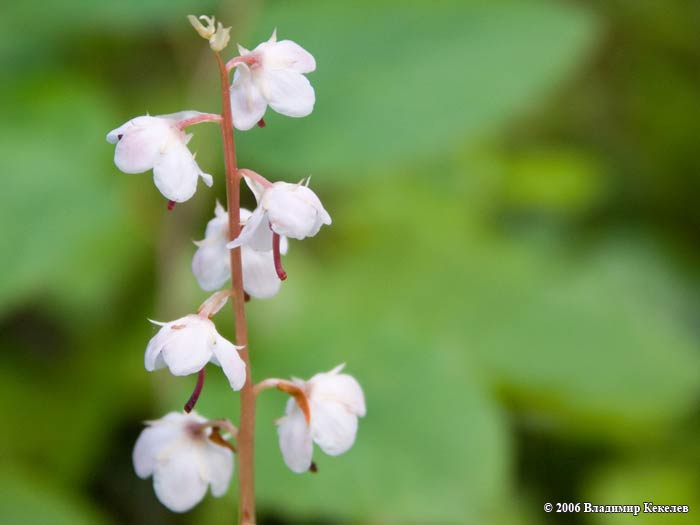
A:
[[107, 16, 365, 524]]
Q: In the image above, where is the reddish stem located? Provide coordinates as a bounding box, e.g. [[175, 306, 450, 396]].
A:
[[184, 368, 206, 413], [167, 200, 176, 211], [272, 233, 287, 280], [215, 51, 257, 525], [257, 118, 266, 128]]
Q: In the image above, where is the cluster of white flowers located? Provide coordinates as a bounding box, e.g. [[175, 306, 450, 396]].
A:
[[107, 19, 365, 515]]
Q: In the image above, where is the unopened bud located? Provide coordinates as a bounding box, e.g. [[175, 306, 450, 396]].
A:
[[187, 15, 231, 52], [210, 23, 231, 52], [188, 15, 216, 39]]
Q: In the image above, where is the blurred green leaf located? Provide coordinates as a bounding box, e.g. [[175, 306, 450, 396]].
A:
[[0, 466, 112, 525], [0, 0, 220, 65], [235, 0, 598, 179], [465, 234, 700, 441], [582, 460, 699, 525], [0, 74, 152, 317], [500, 148, 607, 214]]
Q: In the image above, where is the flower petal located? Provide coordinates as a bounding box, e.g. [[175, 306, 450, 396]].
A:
[[277, 401, 313, 473], [132, 422, 179, 478], [279, 235, 289, 255], [310, 371, 366, 417], [262, 40, 316, 73], [111, 116, 172, 173], [264, 184, 320, 239], [151, 142, 202, 202], [210, 335, 246, 391], [242, 246, 282, 299], [243, 175, 266, 203], [200, 171, 214, 187], [310, 399, 359, 456], [295, 185, 332, 224], [230, 64, 267, 131], [144, 325, 177, 371], [226, 206, 269, 250], [153, 442, 208, 513], [192, 244, 231, 292], [161, 317, 215, 376], [263, 69, 315, 118], [203, 440, 234, 497]]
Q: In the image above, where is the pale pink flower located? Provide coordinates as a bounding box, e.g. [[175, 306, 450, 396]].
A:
[[133, 412, 233, 512], [106, 112, 213, 202], [192, 203, 289, 298], [229, 30, 316, 130], [145, 313, 245, 390], [227, 176, 331, 251], [277, 364, 366, 473]]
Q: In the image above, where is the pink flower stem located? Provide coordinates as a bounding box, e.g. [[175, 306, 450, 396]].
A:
[[272, 233, 287, 280], [195, 418, 239, 438], [237, 168, 273, 189], [197, 289, 233, 318], [215, 51, 257, 525], [184, 368, 206, 413], [225, 55, 257, 73], [177, 113, 223, 129], [253, 378, 310, 424]]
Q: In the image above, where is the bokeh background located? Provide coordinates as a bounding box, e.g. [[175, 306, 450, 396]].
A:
[[1, 0, 699, 524]]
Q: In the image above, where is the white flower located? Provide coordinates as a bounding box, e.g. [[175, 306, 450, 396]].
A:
[[227, 177, 331, 252], [277, 364, 366, 473], [133, 411, 233, 512], [192, 203, 288, 298], [106, 112, 213, 202], [145, 314, 245, 390], [229, 30, 316, 130]]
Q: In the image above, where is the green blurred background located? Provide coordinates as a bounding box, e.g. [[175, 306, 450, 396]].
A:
[[1, 0, 699, 524]]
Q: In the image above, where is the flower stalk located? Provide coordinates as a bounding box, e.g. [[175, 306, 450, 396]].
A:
[[177, 112, 223, 129], [111, 19, 364, 521], [215, 51, 257, 525]]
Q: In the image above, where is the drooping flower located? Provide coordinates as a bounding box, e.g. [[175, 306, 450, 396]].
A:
[[192, 202, 288, 298], [228, 30, 316, 130], [106, 112, 213, 202], [145, 313, 245, 390], [276, 364, 366, 473], [133, 411, 234, 512], [227, 176, 331, 253]]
